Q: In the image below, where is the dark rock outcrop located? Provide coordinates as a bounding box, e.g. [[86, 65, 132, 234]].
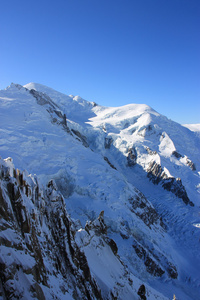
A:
[[29, 88, 69, 131], [132, 240, 165, 277], [29, 89, 59, 108], [0, 158, 102, 300], [162, 177, 194, 206], [71, 129, 89, 148], [137, 284, 146, 300], [104, 156, 117, 170], [172, 151, 196, 171], [172, 151, 183, 159], [147, 161, 194, 206], [132, 239, 177, 279], [147, 161, 168, 184], [128, 190, 165, 229], [85, 210, 107, 235], [127, 147, 137, 166], [186, 158, 196, 171], [146, 147, 157, 155], [85, 211, 118, 257], [137, 124, 155, 137]]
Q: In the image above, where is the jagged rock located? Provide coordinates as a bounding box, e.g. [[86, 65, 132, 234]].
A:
[[147, 161, 194, 206], [128, 192, 164, 228], [162, 178, 194, 206], [29, 89, 58, 108], [11, 83, 24, 90], [147, 161, 168, 184], [0, 158, 103, 299], [63, 113, 67, 126], [132, 236, 177, 279], [127, 147, 137, 166], [71, 129, 89, 147], [138, 124, 155, 137], [29, 89, 69, 131], [105, 237, 118, 255], [146, 147, 157, 155], [172, 151, 196, 171], [84, 212, 118, 257], [85, 211, 107, 235], [104, 156, 117, 170], [172, 151, 183, 159], [186, 157, 196, 171], [132, 240, 165, 277], [137, 284, 146, 300]]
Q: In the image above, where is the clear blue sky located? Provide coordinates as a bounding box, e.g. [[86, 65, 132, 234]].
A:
[[0, 0, 199, 124]]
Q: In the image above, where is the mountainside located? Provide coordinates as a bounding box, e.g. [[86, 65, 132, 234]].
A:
[[0, 83, 200, 300]]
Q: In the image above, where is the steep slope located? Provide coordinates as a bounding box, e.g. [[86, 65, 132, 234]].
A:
[[0, 83, 200, 299], [0, 157, 102, 299], [0, 157, 167, 300]]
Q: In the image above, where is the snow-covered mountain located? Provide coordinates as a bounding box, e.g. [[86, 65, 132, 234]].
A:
[[183, 123, 200, 132], [0, 83, 199, 300]]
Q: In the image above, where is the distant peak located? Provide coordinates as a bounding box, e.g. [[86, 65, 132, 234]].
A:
[[6, 82, 24, 91]]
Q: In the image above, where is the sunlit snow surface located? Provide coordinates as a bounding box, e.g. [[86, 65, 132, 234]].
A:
[[0, 83, 200, 299], [183, 123, 200, 132]]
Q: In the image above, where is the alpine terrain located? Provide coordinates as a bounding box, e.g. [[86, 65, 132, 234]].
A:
[[0, 83, 199, 300]]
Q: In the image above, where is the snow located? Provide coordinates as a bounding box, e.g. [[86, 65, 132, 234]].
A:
[[183, 123, 200, 132], [0, 82, 200, 300]]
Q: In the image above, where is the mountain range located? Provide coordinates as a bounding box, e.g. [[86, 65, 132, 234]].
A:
[[0, 83, 199, 300]]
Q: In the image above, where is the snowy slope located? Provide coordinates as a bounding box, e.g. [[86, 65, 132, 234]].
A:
[[183, 123, 200, 132], [0, 156, 170, 300], [0, 83, 200, 300]]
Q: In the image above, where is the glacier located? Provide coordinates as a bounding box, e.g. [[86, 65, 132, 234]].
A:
[[0, 82, 199, 299]]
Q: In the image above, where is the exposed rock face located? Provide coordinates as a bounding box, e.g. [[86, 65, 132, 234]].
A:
[[29, 88, 59, 108], [172, 151, 183, 159], [147, 161, 194, 206], [172, 151, 196, 170], [162, 177, 194, 206], [137, 124, 155, 137], [147, 161, 168, 184], [132, 240, 165, 277], [146, 147, 157, 155], [128, 190, 165, 229], [137, 284, 146, 300], [104, 156, 117, 170], [0, 157, 102, 300], [85, 211, 118, 256], [29, 88, 69, 131], [185, 157, 196, 171], [132, 239, 178, 279], [127, 147, 137, 166], [85, 210, 107, 235], [71, 129, 89, 148]]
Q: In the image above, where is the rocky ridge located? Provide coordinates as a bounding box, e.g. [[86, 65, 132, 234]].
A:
[[0, 157, 169, 299], [0, 157, 102, 299]]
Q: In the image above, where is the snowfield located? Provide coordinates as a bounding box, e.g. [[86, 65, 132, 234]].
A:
[[183, 123, 200, 132], [0, 83, 200, 300]]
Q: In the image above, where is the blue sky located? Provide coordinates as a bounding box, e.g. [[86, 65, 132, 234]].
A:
[[1, 0, 199, 124]]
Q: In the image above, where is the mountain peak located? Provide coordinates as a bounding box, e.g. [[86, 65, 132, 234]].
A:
[[0, 82, 200, 300]]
